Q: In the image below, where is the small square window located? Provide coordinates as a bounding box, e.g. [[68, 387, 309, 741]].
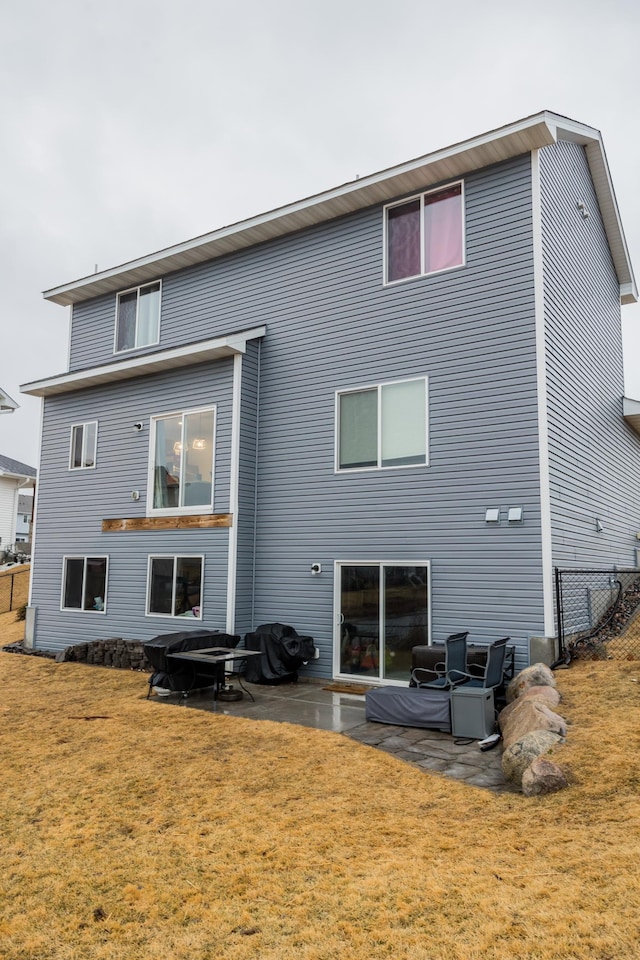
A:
[[69, 421, 98, 469], [62, 556, 108, 612], [147, 555, 203, 619], [337, 377, 427, 471], [115, 281, 161, 353], [385, 183, 464, 283]]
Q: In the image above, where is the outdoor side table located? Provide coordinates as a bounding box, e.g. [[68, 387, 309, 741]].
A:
[[450, 685, 495, 740]]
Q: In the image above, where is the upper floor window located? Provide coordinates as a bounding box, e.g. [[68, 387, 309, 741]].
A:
[[149, 406, 215, 513], [385, 183, 463, 283], [337, 377, 428, 471], [61, 556, 108, 613], [69, 421, 97, 470], [115, 281, 161, 353]]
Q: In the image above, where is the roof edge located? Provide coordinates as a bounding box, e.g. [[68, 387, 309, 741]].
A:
[[42, 110, 635, 309]]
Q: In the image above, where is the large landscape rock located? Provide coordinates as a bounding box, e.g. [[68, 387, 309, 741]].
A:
[[502, 730, 564, 786], [505, 662, 557, 703], [500, 699, 567, 750], [521, 757, 569, 797], [499, 685, 561, 729]]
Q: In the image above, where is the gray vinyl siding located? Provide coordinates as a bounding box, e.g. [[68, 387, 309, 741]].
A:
[[245, 155, 543, 673], [234, 341, 260, 635], [541, 141, 640, 569], [30, 360, 234, 651], [40, 153, 551, 671]]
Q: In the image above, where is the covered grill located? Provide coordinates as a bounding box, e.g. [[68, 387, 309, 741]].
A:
[[243, 623, 316, 684]]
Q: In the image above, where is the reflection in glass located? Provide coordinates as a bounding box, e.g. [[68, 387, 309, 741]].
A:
[[340, 565, 380, 675], [383, 565, 428, 680], [339, 563, 429, 680], [153, 410, 214, 510]]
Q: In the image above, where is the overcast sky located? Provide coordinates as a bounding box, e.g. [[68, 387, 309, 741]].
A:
[[1, 0, 638, 468]]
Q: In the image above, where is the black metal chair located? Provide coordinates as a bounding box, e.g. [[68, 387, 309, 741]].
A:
[[410, 631, 469, 690], [447, 637, 510, 691]]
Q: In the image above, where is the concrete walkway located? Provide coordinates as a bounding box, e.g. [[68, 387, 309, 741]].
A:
[[154, 677, 518, 794]]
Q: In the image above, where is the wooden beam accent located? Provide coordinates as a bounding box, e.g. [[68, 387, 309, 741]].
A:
[[102, 514, 232, 532]]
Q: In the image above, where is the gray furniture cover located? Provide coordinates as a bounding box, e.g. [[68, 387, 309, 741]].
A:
[[365, 686, 451, 731]]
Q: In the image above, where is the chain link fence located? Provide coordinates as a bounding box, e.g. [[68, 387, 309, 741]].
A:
[[555, 568, 640, 661], [0, 567, 30, 614]]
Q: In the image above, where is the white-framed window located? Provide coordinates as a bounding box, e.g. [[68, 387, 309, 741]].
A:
[[69, 421, 98, 470], [146, 555, 204, 619], [115, 280, 161, 353], [148, 406, 216, 514], [384, 182, 464, 284], [61, 556, 108, 613], [335, 560, 431, 682], [336, 377, 428, 471]]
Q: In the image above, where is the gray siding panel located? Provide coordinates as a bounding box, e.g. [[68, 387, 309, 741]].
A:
[[245, 155, 543, 674], [43, 154, 550, 674], [541, 141, 640, 569], [31, 360, 234, 650]]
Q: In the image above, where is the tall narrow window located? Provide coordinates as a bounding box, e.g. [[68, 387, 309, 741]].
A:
[[386, 183, 463, 283], [337, 378, 427, 471], [69, 421, 98, 469], [147, 556, 203, 618], [115, 281, 161, 352], [62, 556, 108, 612], [150, 407, 215, 512]]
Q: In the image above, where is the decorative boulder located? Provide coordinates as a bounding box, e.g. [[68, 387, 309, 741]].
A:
[[505, 662, 557, 703], [521, 757, 569, 797], [502, 730, 564, 786], [498, 685, 561, 729], [499, 699, 567, 751]]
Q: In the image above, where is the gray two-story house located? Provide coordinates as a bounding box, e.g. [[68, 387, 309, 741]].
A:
[[21, 110, 640, 682]]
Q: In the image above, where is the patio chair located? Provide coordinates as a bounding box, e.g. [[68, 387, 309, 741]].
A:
[[447, 637, 510, 690], [410, 631, 469, 690]]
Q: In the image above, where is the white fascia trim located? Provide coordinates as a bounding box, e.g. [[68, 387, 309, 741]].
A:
[[19, 326, 266, 398], [226, 353, 243, 634], [531, 150, 555, 637], [0, 386, 19, 413]]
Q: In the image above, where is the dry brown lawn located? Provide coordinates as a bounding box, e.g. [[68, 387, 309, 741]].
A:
[[1, 610, 640, 960]]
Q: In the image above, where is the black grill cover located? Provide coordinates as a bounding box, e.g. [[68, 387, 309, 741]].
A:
[[243, 623, 316, 684], [144, 629, 240, 691]]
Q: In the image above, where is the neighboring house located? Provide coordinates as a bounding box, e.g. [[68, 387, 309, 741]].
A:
[[15, 493, 34, 544], [0, 386, 19, 415], [21, 110, 640, 682], [0, 455, 36, 555]]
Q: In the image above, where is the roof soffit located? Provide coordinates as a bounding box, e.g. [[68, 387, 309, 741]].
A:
[[20, 326, 266, 398], [43, 111, 636, 307]]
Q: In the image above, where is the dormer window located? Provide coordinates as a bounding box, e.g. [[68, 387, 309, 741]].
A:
[[384, 183, 464, 283], [115, 281, 161, 353]]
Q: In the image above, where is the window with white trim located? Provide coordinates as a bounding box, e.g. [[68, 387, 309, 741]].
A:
[[149, 407, 215, 513], [62, 556, 108, 612], [385, 183, 463, 283], [115, 281, 161, 352], [69, 421, 98, 469], [337, 377, 427, 471], [147, 555, 203, 619]]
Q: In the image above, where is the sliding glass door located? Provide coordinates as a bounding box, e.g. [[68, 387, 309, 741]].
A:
[[337, 562, 430, 682]]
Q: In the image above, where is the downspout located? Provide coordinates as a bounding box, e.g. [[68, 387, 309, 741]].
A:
[[225, 353, 243, 634]]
